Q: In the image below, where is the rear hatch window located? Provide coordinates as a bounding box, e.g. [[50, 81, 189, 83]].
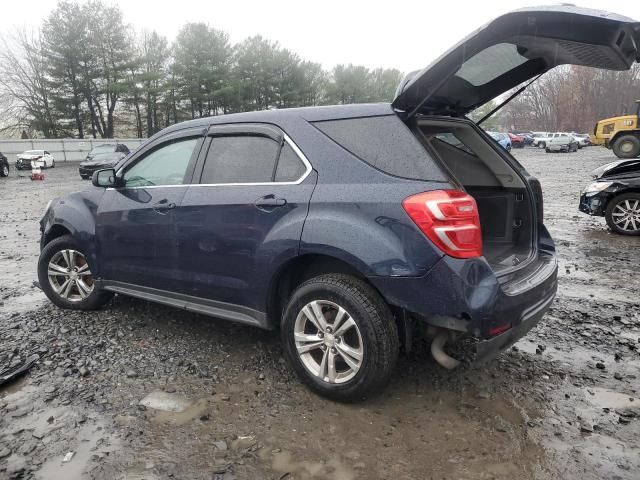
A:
[[314, 115, 447, 181]]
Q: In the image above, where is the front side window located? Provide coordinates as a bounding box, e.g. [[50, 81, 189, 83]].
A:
[[123, 138, 198, 187], [200, 136, 279, 184]]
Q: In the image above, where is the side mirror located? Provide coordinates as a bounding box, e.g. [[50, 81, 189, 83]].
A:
[[92, 168, 117, 188]]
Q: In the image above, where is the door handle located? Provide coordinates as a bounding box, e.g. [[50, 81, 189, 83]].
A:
[[255, 195, 287, 211], [153, 199, 176, 213]]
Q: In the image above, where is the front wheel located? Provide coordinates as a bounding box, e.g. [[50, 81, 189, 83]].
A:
[[612, 135, 640, 159], [0, 163, 8, 177], [605, 194, 640, 235], [545, 148, 551, 153], [281, 274, 399, 402], [538, 141, 546, 149], [38, 235, 113, 309]]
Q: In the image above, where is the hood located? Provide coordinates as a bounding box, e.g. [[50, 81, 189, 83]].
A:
[[81, 152, 125, 166], [393, 5, 640, 119], [592, 159, 640, 179]]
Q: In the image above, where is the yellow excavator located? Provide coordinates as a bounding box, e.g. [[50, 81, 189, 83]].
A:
[[591, 100, 640, 158]]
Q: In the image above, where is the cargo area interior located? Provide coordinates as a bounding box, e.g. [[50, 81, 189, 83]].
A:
[[414, 119, 534, 273]]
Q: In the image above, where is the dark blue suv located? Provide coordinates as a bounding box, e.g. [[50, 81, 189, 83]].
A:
[[38, 6, 639, 400]]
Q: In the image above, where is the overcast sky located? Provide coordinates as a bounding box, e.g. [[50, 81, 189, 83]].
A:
[[3, 0, 640, 72]]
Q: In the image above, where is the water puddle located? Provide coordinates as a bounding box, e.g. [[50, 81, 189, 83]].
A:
[[35, 422, 120, 480], [583, 388, 638, 409]]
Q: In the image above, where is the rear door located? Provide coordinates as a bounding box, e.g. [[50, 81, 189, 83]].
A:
[[393, 6, 639, 119], [96, 128, 205, 291], [174, 124, 316, 314]]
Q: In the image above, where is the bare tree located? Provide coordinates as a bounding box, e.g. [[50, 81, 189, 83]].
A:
[[0, 30, 58, 137]]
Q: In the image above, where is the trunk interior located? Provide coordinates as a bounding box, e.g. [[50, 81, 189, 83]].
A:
[[414, 119, 534, 273]]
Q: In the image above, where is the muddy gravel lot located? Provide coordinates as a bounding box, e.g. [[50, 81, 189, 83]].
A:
[[1, 147, 639, 480]]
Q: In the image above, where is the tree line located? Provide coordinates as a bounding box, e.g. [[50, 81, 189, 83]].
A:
[[0, 0, 403, 139], [501, 64, 640, 133]]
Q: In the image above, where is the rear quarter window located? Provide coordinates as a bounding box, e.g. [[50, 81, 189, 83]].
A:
[[313, 116, 446, 181]]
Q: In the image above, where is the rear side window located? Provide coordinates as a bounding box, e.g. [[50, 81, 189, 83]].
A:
[[201, 136, 279, 184], [314, 116, 445, 181], [275, 144, 306, 182]]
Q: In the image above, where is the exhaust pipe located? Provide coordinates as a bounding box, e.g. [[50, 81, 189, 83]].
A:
[[431, 331, 461, 370]]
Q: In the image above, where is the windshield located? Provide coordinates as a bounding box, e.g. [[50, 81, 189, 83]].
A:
[[25, 150, 43, 155], [89, 145, 116, 155]]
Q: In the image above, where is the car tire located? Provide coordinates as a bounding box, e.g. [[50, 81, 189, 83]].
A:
[[0, 163, 8, 177], [281, 274, 399, 402], [612, 134, 640, 159], [51, 160, 55, 168], [545, 148, 551, 153], [605, 193, 640, 236], [38, 235, 113, 310], [539, 141, 546, 149]]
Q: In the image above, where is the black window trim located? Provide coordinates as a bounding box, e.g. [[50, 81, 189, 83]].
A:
[[191, 123, 312, 187]]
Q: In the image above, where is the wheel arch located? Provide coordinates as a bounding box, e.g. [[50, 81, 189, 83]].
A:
[[266, 253, 407, 349]]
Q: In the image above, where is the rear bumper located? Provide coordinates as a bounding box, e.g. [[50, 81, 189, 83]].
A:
[[369, 232, 557, 357], [473, 289, 554, 363], [547, 144, 567, 151]]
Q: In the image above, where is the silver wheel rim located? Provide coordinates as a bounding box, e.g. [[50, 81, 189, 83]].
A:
[[612, 199, 640, 231], [47, 249, 94, 302], [294, 300, 364, 384], [620, 141, 634, 154], [2, 165, 7, 175]]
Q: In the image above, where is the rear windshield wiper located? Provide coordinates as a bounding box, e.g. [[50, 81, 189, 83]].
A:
[[476, 74, 543, 126]]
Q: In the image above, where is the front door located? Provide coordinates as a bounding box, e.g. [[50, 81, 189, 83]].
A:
[[174, 124, 315, 314], [96, 129, 204, 292]]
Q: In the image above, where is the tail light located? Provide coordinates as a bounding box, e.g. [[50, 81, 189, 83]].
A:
[[402, 190, 482, 259]]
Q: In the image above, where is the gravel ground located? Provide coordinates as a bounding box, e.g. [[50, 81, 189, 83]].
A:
[[1, 147, 639, 480]]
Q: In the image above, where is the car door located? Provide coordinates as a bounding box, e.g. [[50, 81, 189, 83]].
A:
[[95, 127, 205, 292], [174, 123, 316, 316]]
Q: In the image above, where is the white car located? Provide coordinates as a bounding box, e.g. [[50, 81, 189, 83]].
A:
[[531, 132, 550, 147], [16, 150, 55, 170]]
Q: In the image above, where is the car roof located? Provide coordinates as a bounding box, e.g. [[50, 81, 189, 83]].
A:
[[154, 103, 395, 140]]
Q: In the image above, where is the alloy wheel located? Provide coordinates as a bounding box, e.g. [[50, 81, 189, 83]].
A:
[[47, 249, 95, 302], [294, 300, 364, 384], [2, 165, 8, 176], [611, 198, 640, 232]]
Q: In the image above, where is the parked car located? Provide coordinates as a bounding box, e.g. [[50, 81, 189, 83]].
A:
[[545, 134, 579, 153], [0, 152, 9, 177], [508, 132, 525, 148], [16, 150, 55, 170], [488, 132, 512, 150], [84, 143, 130, 163], [572, 134, 591, 148], [531, 132, 550, 147], [520, 133, 535, 146], [38, 5, 639, 400], [79, 152, 128, 179], [579, 159, 640, 235]]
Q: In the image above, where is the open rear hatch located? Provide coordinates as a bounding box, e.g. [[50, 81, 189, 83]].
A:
[[393, 5, 640, 119], [395, 6, 639, 273]]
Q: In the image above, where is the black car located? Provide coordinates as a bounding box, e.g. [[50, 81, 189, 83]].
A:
[[579, 159, 640, 235], [37, 5, 639, 401], [79, 152, 127, 179], [0, 152, 9, 177], [84, 143, 130, 162]]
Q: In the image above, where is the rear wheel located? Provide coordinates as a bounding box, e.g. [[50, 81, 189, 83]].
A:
[[605, 193, 640, 235], [0, 163, 8, 177], [38, 235, 113, 309], [51, 159, 55, 168], [612, 134, 640, 159], [545, 148, 551, 153], [281, 274, 399, 402]]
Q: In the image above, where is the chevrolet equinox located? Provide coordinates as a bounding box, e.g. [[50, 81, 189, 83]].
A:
[[38, 6, 639, 400]]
